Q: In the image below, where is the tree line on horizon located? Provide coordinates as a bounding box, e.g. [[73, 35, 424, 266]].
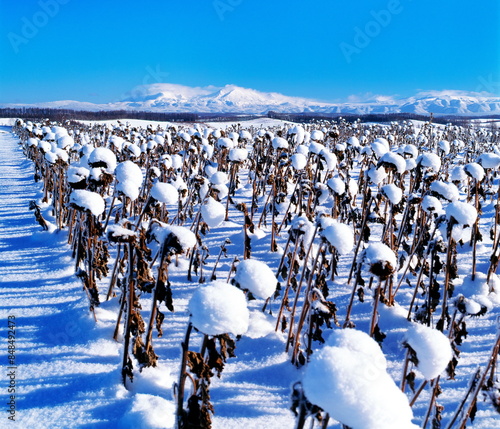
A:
[[1, 106, 498, 127]]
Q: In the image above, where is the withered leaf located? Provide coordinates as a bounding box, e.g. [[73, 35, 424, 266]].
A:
[[406, 371, 416, 393], [281, 315, 287, 333], [156, 309, 165, 338], [357, 287, 365, 303], [373, 324, 386, 345], [187, 351, 212, 380], [157, 278, 174, 312], [446, 356, 458, 380], [470, 398, 478, 423], [122, 356, 134, 383], [218, 334, 236, 360], [206, 342, 225, 378]]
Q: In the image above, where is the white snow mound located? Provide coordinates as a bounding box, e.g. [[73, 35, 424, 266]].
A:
[[201, 197, 226, 228], [322, 223, 354, 255], [189, 281, 249, 336], [151, 182, 178, 204], [291, 153, 307, 170], [381, 184, 403, 205], [445, 201, 477, 226], [121, 393, 175, 428], [234, 258, 278, 299], [404, 323, 452, 380], [303, 329, 417, 429], [363, 242, 397, 268], [87, 147, 117, 173], [70, 190, 105, 216]]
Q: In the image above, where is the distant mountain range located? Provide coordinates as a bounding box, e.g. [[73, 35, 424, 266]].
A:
[[3, 83, 500, 116]]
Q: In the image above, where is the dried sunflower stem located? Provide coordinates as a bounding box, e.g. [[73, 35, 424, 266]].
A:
[[144, 243, 170, 354], [406, 223, 440, 320], [330, 247, 338, 281], [369, 278, 382, 338], [275, 232, 293, 280], [455, 331, 500, 429], [176, 322, 193, 429], [121, 242, 135, 387], [395, 197, 411, 250], [277, 178, 301, 234], [293, 384, 308, 429], [210, 240, 229, 281], [395, 214, 432, 296], [226, 256, 239, 283], [257, 178, 275, 229], [444, 368, 481, 429], [421, 376, 441, 429], [275, 235, 303, 332], [400, 348, 411, 392], [437, 219, 457, 331], [224, 163, 236, 221], [471, 180, 480, 280], [491, 187, 500, 252], [66, 208, 76, 244], [186, 244, 198, 282], [409, 380, 428, 407], [347, 196, 372, 285], [102, 192, 117, 231], [270, 181, 278, 252], [343, 264, 364, 328], [106, 243, 122, 301], [487, 204, 500, 282], [113, 295, 126, 341], [289, 240, 324, 361]]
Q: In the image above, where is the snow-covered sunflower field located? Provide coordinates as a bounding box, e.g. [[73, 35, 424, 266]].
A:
[[0, 116, 499, 429]]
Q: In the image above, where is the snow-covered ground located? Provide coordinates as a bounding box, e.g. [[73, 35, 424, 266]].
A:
[[77, 117, 293, 130], [205, 117, 295, 129], [0, 118, 17, 126], [1, 117, 500, 429], [0, 125, 295, 428]]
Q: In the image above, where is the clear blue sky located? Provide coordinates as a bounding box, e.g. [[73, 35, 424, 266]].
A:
[[0, 0, 499, 104]]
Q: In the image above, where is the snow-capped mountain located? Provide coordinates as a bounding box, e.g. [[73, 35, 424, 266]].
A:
[[399, 91, 500, 115], [3, 84, 500, 116], [120, 83, 326, 113]]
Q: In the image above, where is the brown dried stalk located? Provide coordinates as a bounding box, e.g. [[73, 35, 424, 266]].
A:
[[455, 331, 500, 429], [275, 234, 303, 332], [121, 241, 135, 386]]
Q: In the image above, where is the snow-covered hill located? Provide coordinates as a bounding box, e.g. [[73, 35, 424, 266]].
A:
[[2, 84, 500, 116]]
